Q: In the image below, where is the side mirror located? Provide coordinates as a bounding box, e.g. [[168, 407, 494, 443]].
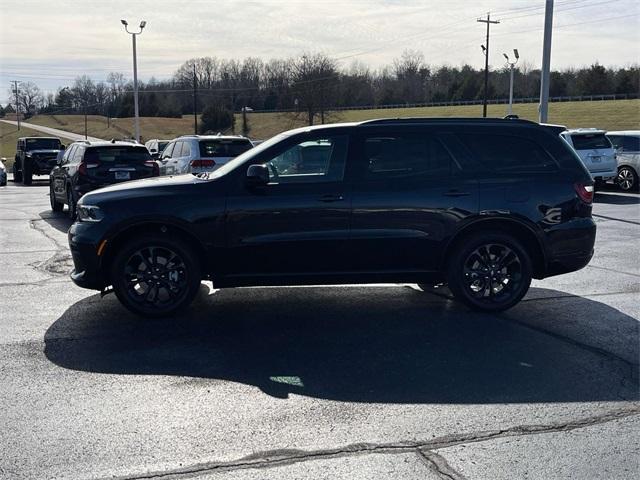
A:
[[246, 164, 269, 187]]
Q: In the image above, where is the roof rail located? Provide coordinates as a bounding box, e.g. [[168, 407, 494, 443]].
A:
[[361, 117, 538, 126]]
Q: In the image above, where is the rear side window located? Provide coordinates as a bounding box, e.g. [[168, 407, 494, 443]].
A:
[[621, 136, 640, 152], [570, 134, 611, 150], [363, 135, 454, 179], [84, 146, 151, 163], [199, 139, 253, 158], [458, 134, 558, 173]]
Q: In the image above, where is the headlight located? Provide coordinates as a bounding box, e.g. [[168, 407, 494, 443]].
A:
[[77, 205, 104, 222]]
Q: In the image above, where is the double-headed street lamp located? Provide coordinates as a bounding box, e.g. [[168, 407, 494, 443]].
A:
[[121, 19, 146, 142], [503, 49, 519, 116]]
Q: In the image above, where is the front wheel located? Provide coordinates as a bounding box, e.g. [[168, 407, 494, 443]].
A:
[[617, 166, 638, 192], [111, 234, 202, 317], [446, 233, 532, 312]]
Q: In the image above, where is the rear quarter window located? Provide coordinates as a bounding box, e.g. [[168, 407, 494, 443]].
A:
[[570, 134, 612, 150], [457, 134, 558, 173], [199, 139, 253, 158]]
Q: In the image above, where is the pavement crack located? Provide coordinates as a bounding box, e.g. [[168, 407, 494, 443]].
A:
[[416, 449, 468, 480], [98, 406, 640, 480], [27, 218, 73, 277]]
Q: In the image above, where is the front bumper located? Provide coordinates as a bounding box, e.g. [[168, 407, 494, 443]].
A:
[[68, 222, 108, 291]]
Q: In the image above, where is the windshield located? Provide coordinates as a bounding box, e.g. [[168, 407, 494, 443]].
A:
[[158, 141, 170, 152], [25, 138, 61, 150], [84, 146, 151, 163], [570, 134, 612, 150], [199, 139, 254, 158], [210, 133, 292, 179]]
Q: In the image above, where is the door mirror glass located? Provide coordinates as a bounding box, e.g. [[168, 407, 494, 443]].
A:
[[246, 164, 269, 187]]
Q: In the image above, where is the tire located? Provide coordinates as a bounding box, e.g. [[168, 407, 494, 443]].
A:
[[13, 162, 22, 183], [50, 184, 64, 212], [67, 188, 76, 220], [446, 232, 532, 312], [22, 161, 32, 185], [617, 166, 638, 192], [110, 234, 202, 318]]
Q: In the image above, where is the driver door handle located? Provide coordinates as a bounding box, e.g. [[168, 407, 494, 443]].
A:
[[318, 194, 344, 203]]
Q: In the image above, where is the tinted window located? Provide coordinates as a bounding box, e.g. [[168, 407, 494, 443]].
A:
[[158, 141, 169, 152], [607, 135, 623, 149], [622, 136, 640, 152], [570, 134, 611, 150], [84, 146, 151, 163], [199, 139, 253, 158], [458, 134, 558, 172], [25, 138, 61, 150], [363, 135, 453, 179], [265, 136, 348, 184]]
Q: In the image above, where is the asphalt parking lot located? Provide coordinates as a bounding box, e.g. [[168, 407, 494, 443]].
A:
[[0, 177, 638, 480]]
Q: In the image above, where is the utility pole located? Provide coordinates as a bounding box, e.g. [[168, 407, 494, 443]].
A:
[[478, 13, 499, 118], [539, 0, 554, 123], [193, 64, 198, 134], [13, 81, 20, 130], [84, 104, 88, 139]]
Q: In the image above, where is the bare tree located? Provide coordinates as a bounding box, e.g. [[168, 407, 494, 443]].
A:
[[291, 53, 337, 125], [9, 82, 44, 118]]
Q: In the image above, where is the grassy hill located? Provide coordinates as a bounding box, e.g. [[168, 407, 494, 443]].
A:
[[20, 98, 640, 144]]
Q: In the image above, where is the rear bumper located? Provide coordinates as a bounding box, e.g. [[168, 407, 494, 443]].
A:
[[543, 217, 596, 278]]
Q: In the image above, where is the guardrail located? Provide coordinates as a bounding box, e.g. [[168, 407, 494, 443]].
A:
[[242, 93, 639, 114]]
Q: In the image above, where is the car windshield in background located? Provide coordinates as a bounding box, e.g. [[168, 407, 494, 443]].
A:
[[26, 138, 61, 150], [158, 141, 169, 152], [199, 139, 253, 158], [84, 146, 151, 163], [571, 134, 611, 150]]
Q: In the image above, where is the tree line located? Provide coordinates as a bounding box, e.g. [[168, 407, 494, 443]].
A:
[[2, 50, 639, 127]]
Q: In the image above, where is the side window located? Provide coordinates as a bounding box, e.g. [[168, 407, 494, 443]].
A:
[[363, 135, 454, 180], [182, 142, 191, 157], [173, 141, 184, 158], [63, 145, 76, 164], [457, 134, 558, 173], [161, 142, 175, 159], [607, 136, 623, 150], [73, 146, 85, 163], [622, 136, 640, 152], [264, 135, 348, 184]]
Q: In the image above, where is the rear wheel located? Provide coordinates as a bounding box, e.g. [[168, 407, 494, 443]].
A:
[[67, 188, 76, 220], [617, 166, 638, 192], [111, 234, 202, 317], [50, 184, 64, 212], [446, 233, 532, 312]]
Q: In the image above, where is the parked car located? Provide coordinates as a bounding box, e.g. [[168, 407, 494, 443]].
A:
[[145, 139, 171, 159], [68, 117, 596, 318], [0, 158, 7, 186], [50, 140, 159, 219], [606, 131, 640, 192], [560, 129, 617, 186], [158, 135, 254, 176], [13, 137, 63, 185]]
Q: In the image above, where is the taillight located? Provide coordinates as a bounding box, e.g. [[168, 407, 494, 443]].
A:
[[574, 183, 594, 204], [190, 159, 216, 168], [78, 161, 100, 176], [145, 160, 160, 176]]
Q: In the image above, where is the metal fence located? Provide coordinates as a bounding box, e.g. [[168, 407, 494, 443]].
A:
[[244, 92, 639, 114]]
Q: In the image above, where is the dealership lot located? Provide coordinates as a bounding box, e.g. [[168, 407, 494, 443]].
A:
[[0, 178, 638, 479]]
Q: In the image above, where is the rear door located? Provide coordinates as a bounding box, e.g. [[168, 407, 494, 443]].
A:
[[349, 126, 478, 273]]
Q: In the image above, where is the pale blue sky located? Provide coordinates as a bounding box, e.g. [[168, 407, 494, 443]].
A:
[[1, 0, 639, 103]]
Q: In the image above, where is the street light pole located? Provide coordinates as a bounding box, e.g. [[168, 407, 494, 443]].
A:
[[121, 19, 146, 142], [503, 49, 519, 115]]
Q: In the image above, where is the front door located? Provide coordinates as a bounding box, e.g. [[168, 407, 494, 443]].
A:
[[224, 133, 352, 278]]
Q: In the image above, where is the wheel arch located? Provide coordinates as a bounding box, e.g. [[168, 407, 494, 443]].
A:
[[441, 217, 547, 279]]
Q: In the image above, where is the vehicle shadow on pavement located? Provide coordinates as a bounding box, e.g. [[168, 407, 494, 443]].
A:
[[594, 192, 640, 205], [44, 285, 639, 404], [38, 211, 73, 233]]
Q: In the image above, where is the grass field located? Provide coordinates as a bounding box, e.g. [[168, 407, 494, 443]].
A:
[[20, 98, 640, 145]]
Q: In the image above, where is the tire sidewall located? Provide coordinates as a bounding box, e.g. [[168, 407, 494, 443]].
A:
[[447, 232, 532, 312], [618, 166, 638, 192], [110, 234, 202, 318]]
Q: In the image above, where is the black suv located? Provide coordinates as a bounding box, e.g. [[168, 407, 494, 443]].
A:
[[13, 137, 63, 184], [68, 118, 596, 317], [50, 140, 159, 219]]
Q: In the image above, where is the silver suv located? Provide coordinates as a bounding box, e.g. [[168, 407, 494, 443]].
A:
[[158, 135, 254, 175], [560, 129, 617, 184], [606, 131, 640, 192]]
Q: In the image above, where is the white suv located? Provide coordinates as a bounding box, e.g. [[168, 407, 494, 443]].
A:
[[606, 131, 640, 192], [560, 129, 617, 184], [158, 135, 254, 175]]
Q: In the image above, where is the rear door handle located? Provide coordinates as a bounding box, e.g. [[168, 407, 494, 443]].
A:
[[318, 194, 344, 203], [443, 190, 471, 197]]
